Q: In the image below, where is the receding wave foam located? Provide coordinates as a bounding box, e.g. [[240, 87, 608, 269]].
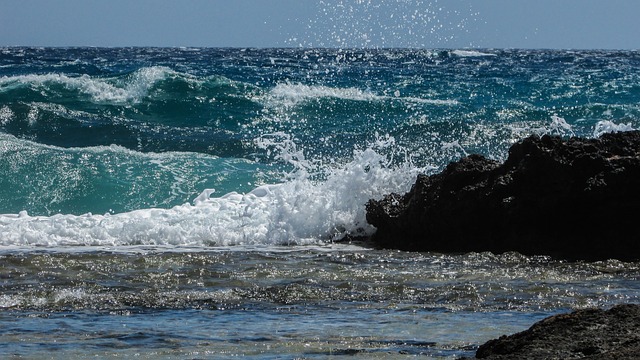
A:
[[0, 136, 423, 247]]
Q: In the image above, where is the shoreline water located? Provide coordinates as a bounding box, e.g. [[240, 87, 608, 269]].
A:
[[2, 246, 638, 358]]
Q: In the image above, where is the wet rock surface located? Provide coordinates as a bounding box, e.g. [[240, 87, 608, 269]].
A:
[[366, 131, 640, 261], [472, 304, 640, 359]]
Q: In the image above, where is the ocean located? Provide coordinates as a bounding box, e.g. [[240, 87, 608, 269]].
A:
[[1, 47, 639, 358]]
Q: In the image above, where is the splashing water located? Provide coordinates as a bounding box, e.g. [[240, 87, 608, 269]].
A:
[[0, 133, 423, 246], [593, 120, 635, 137], [288, 0, 481, 48]]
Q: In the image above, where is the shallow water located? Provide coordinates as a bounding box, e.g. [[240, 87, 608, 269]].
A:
[[1, 246, 638, 358]]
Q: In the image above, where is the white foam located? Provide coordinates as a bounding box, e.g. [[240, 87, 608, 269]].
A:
[[265, 83, 383, 107], [262, 83, 458, 108], [451, 50, 497, 57], [403, 97, 460, 106], [548, 115, 575, 137], [0, 66, 177, 104], [0, 105, 15, 125], [593, 120, 635, 138], [0, 133, 260, 216], [0, 135, 423, 248]]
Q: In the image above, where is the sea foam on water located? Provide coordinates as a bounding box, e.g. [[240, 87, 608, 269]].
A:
[[0, 134, 422, 247], [0, 66, 176, 104]]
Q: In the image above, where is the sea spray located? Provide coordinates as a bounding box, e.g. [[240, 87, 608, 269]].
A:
[[0, 134, 424, 246], [593, 120, 635, 137], [288, 0, 481, 48]]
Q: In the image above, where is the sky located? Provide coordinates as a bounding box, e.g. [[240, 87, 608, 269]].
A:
[[1, 0, 638, 49]]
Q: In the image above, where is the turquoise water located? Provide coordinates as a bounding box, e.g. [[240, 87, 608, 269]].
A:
[[1, 47, 640, 358]]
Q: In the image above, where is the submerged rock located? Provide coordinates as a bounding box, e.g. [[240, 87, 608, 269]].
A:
[[473, 304, 640, 359], [366, 131, 640, 261]]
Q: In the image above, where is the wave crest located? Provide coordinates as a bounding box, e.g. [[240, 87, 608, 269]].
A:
[[262, 83, 458, 108], [265, 83, 383, 107], [0, 136, 423, 247], [0, 66, 180, 104]]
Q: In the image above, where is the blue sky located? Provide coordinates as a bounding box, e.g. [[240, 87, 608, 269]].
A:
[[1, 0, 638, 49]]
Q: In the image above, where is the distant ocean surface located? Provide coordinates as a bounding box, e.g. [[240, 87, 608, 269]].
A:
[[1, 47, 639, 358]]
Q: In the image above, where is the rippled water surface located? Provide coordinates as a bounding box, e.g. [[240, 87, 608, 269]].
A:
[[1, 246, 638, 358]]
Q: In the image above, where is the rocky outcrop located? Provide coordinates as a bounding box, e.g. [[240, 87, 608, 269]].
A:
[[366, 131, 640, 261], [473, 304, 640, 359]]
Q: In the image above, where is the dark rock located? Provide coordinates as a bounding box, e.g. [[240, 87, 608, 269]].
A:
[[366, 131, 640, 261], [474, 304, 640, 359]]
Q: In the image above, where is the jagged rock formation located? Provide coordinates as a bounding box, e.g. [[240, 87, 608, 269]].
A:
[[366, 131, 640, 261], [473, 304, 640, 359]]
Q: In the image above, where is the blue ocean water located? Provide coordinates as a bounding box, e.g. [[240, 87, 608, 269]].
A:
[[1, 47, 639, 358]]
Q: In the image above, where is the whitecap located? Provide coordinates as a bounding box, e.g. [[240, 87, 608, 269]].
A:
[[0, 66, 179, 104], [261, 83, 458, 109], [264, 83, 384, 107], [451, 50, 497, 57]]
